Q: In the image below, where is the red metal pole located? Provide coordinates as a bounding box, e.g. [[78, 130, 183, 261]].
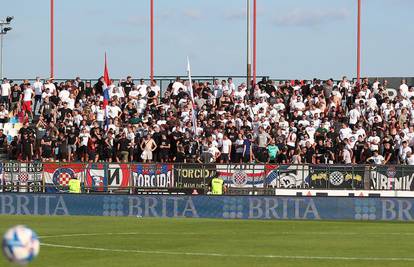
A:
[[253, 0, 257, 87], [357, 0, 361, 85], [150, 0, 154, 81], [50, 0, 54, 79]]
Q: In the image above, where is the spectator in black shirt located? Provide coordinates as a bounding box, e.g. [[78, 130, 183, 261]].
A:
[[9, 137, 19, 160], [117, 133, 131, 163], [94, 77, 104, 96], [20, 133, 33, 161], [305, 142, 315, 164], [276, 147, 288, 164], [121, 76, 134, 96], [174, 145, 186, 163], [57, 133, 69, 162], [0, 129, 6, 154], [383, 142, 397, 164], [10, 84, 22, 111], [159, 134, 170, 162], [41, 132, 53, 161]]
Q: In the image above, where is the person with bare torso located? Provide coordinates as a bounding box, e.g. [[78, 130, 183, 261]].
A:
[[140, 134, 157, 163]]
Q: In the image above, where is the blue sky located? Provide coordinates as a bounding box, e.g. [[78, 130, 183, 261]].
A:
[[2, 0, 414, 80]]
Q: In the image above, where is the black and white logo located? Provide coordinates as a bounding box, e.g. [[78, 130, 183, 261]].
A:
[[329, 171, 344, 186]]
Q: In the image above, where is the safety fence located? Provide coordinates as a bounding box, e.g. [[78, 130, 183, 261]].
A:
[[1, 162, 414, 195]]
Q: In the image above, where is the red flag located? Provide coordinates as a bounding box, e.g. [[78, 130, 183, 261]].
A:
[[103, 52, 111, 86]]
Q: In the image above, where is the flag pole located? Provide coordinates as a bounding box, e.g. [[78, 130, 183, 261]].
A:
[[247, 0, 251, 89], [253, 0, 257, 87], [50, 0, 54, 79], [357, 0, 361, 86], [150, 0, 154, 81]]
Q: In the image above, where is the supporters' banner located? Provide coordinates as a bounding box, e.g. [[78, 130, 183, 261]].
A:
[[136, 188, 204, 195], [1, 162, 43, 192], [132, 164, 175, 188], [309, 165, 364, 189], [370, 166, 414, 191], [85, 163, 130, 192], [265, 165, 309, 188], [217, 164, 266, 188], [43, 163, 85, 192], [174, 164, 216, 189]]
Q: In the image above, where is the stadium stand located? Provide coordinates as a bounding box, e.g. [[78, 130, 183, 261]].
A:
[[0, 76, 412, 165]]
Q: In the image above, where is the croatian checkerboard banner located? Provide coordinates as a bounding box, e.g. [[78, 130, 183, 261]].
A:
[[1, 162, 43, 192], [217, 164, 266, 188], [43, 163, 85, 192]]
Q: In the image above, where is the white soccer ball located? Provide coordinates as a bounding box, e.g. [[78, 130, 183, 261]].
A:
[[2, 225, 40, 265]]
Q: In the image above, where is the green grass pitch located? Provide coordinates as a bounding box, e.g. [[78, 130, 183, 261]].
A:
[[1, 215, 414, 267]]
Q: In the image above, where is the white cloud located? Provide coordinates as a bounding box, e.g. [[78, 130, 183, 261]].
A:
[[183, 9, 201, 19], [96, 34, 142, 46], [224, 9, 247, 20], [274, 8, 349, 27]]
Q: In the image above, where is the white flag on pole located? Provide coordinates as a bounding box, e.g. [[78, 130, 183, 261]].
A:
[[186, 57, 197, 135]]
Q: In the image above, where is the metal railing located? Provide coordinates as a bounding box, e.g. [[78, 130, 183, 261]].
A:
[[1, 162, 414, 194], [8, 75, 270, 94]]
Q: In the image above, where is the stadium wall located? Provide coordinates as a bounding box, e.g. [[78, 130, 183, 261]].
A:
[[1, 193, 414, 221]]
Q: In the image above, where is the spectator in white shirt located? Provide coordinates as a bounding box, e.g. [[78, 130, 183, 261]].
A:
[[400, 79, 409, 98], [227, 77, 236, 95], [33, 77, 44, 114], [407, 152, 414, 165], [220, 135, 232, 163], [44, 79, 56, 94], [172, 77, 185, 95], [23, 85, 34, 117], [339, 123, 352, 141], [342, 146, 352, 164], [1, 78, 11, 109], [348, 105, 361, 126], [367, 150, 385, 164], [150, 80, 161, 97], [399, 141, 412, 163]]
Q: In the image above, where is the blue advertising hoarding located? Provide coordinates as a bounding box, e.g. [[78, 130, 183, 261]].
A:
[[0, 194, 414, 221]]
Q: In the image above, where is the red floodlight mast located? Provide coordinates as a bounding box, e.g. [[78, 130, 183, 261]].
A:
[[247, 0, 251, 89], [50, 0, 54, 79], [357, 0, 361, 85], [150, 0, 154, 81]]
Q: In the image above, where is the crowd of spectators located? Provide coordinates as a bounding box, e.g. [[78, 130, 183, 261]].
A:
[[0, 75, 413, 165]]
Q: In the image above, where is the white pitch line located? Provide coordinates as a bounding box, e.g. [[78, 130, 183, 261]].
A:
[[39, 232, 201, 239], [41, 242, 414, 262], [39, 231, 414, 239]]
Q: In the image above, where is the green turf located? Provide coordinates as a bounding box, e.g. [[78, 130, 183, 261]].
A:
[[1, 216, 414, 267]]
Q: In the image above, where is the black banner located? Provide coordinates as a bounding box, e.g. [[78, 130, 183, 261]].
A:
[[309, 165, 364, 189], [135, 188, 205, 195], [370, 165, 414, 191], [174, 164, 217, 189]]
